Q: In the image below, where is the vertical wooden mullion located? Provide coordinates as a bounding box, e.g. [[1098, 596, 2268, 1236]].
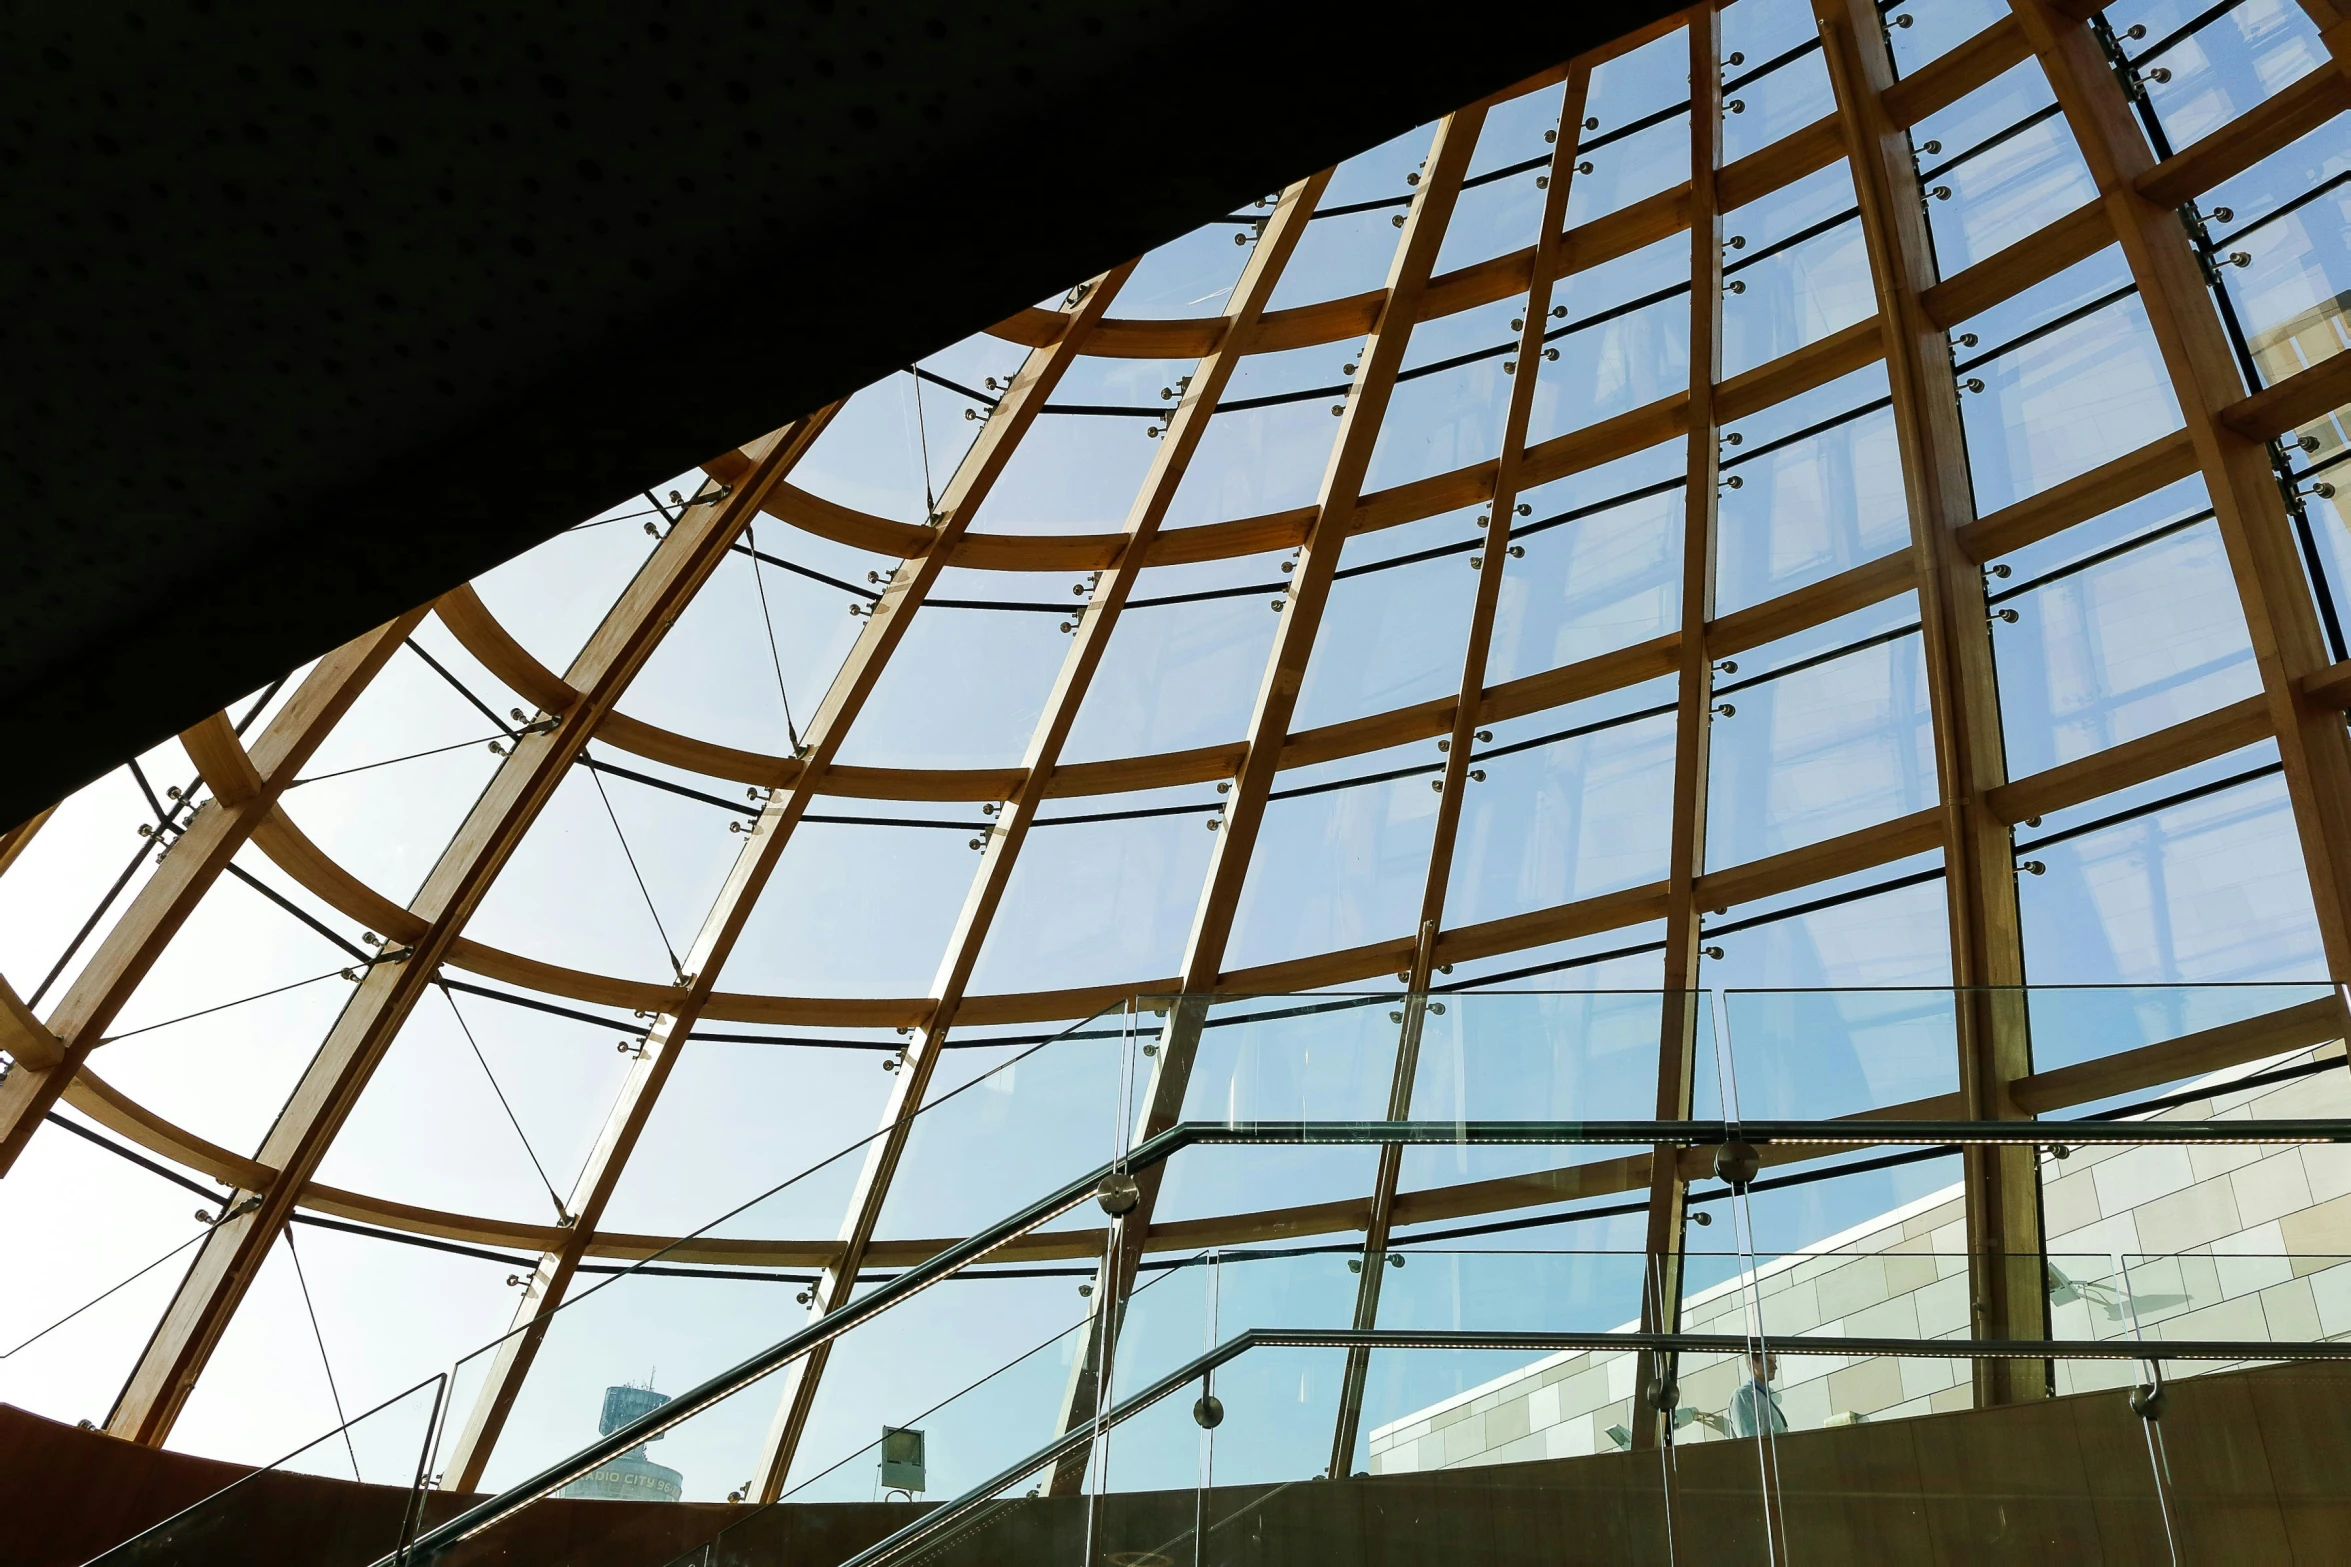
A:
[[1324, 63, 1596, 1480], [1044, 104, 1491, 1493], [1633, 6, 1725, 1454], [1817, 0, 2048, 1408]]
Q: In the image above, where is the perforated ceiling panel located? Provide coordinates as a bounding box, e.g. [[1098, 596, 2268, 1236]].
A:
[[0, 0, 1667, 828]]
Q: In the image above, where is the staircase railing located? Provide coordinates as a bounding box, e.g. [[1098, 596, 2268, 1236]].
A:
[[390, 1109, 2351, 1561]]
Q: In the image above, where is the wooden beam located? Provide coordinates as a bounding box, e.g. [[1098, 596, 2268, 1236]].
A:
[[1826, 0, 2046, 1408], [750, 170, 1334, 1502], [1882, 15, 2032, 127], [714, 308, 1884, 595], [1956, 429, 2199, 563], [1709, 551, 1914, 657], [99, 421, 833, 1448], [0, 613, 423, 1177], [52, 986, 2343, 1276], [1635, 7, 1727, 1454], [2012, 993, 2349, 1112], [432, 585, 578, 717], [437, 275, 1132, 1492], [2136, 59, 2351, 209], [1921, 198, 2114, 331], [2222, 347, 2351, 443], [2304, 657, 2351, 709], [2016, 0, 2351, 980], [1985, 695, 2274, 825]]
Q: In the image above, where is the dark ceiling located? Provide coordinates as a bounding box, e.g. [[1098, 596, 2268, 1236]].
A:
[[1, 2, 1677, 828]]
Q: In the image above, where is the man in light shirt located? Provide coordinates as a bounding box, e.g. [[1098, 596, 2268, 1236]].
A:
[[1727, 1347, 1786, 1438]]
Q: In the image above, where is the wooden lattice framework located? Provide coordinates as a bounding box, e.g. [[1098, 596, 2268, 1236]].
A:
[[4, 0, 2351, 1496]]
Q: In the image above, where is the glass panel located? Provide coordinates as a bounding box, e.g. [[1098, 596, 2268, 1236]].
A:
[[1228, 1343, 1681, 1561], [874, 1020, 1129, 1242], [1264, 126, 1429, 311], [0, 1113, 217, 1431], [1721, 988, 1958, 1121], [1437, 83, 1563, 273], [2020, 981, 2337, 1089], [2213, 121, 2351, 388], [1721, 162, 1870, 379], [2017, 754, 2326, 985], [1716, 363, 1908, 615], [1400, 992, 1694, 1226], [2114, 0, 2328, 153], [0, 754, 187, 1009], [1958, 289, 2183, 515], [274, 641, 511, 907], [1365, 1251, 1652, 1469], [1703, 594, 1935, 871], [93, 854, 351, 1155], [1365, 297, 1515, 493], [1530, 236, 1692, 445], [471, 491, 660, 673], [1436, 162, 1550, 279], [1165, 342, 1360, 531], [619, 522, 878, 759], [1568, 42, 1692, 230], [1484, 445, 1687, 683], [1698, 853, 1955, 996], [968, 410, 1163, 537], [1989, 483, 2260, 783], [1915, 63, 2100, 272], [313, 976, 630, 1224], [967, 784, 1220, 998], [1722, 9, 1836, 168], [1061, 549, 1289, 764], [833, 598, 1073, 771], [1222, 746, 1444, 973], [793, 372, 958, 526], [1886, 3, 2012, 79], [721, 805, 983, 998], [1441, 683, 1678, 928], [461, 759, 730, 988], [1119, 218, 1254, 321], [429, 1010, 1122, 1502], [1292, 511, 1484, 731]]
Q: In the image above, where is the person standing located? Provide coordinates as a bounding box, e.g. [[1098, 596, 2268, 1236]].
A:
[[1727, 1347, 1786, 1438]]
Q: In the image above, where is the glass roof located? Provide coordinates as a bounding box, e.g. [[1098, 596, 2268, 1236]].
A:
[[5, 0, 2351, 1507]]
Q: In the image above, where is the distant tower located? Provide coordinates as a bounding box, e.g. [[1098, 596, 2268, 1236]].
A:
[[556, 1382, 684, 1502]]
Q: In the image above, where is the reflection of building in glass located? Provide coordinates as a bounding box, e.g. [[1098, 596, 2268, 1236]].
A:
[[555, 1382, 683, 1502], [1370, 1041, 2351, 1475], [2248, 291, 2351, 459]]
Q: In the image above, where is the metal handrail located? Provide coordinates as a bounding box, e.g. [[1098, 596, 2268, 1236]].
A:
[[838, 1324, 2351, 1567], [393, 1111, 2351, 1560]]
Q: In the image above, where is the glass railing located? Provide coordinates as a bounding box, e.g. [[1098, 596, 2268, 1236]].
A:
[[434, 1001, 1139, 1509], [88, 1375, 445, 1565], [81, 984, 2351, 1564], [805, 1313, 2351, 1567], [87, 1003, 1137, 1566], [420, 981, 2349, 1563]]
